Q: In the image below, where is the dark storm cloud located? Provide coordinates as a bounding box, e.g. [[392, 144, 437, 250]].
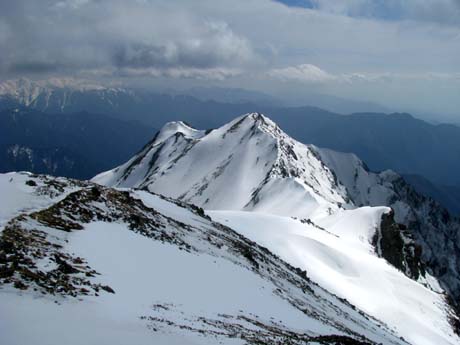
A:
[[8, 61, 61, 74], [0, 0, 256, 78], [1, 0, 458, 78], [113, 44, 178, 69], [112, 37, 252, 70]]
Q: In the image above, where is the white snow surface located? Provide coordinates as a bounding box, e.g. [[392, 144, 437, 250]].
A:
[[0, 172, 81, 229], [1, 222, 309, 345], [92, 113, 460, 344], [3, 114, 459, 344], [209, 209, 458, 345], [0, 182, 406, 345], [94, 113, 349, 219]]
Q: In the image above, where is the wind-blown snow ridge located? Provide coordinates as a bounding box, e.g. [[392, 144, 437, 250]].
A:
[[94, 112, 349, 219], [315, 147, 460, 304], [0, 172, 407, 345], [94, 112, 460, 305], [93, 112, 460, 345]]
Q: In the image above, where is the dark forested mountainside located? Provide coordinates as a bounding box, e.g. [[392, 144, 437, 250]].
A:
[[0, 108, 155, 179]]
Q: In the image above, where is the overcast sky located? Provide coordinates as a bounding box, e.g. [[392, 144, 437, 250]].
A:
[[1, 0, 459, 119]]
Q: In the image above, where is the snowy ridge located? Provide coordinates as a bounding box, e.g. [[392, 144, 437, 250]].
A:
[[94, 113, 349, 219], [314, 148, 402, 211], [315, 147, 460, 305], [3, 114, 460, 344], [209, 208, 456, 345], [0, 172, 407, 345], [0, 172, 85, 228], [93, 113, 460, 344]]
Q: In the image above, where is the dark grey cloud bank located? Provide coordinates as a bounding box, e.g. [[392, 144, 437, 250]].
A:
[[0, 0, 459, 119], [0, 0, 257, 77]]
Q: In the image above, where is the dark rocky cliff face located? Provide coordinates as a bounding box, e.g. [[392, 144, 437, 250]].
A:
[[373, 210, 424, 281], [0, 109, 155, 179], [388, 178, 460, 304], [316, 147, 460, 312], [373, 207, 460, 335]]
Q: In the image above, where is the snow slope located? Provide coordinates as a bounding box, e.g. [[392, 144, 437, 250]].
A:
[[210, 209, 457, 345], [93, 113, 460, 344], [94, 113, 349, 219], [93, 113, 460, 295], [0, 173, 405, 345], [316, 147, 460, 303], [0, 172, 83, 229]]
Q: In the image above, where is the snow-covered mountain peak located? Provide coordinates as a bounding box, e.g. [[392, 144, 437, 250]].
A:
[[225, 112, 279, 132], [217, 112, 289, 145], [5, 112, 460, 343], [90, 112, 460, 343], [94, 113, 349, 218]]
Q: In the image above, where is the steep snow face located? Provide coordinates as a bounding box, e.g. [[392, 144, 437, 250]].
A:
[[0, 174, 406, 345], [94, 113, 349, 219], [210, 208, 459, 345], [93, 113, 460, 343], [315, 148, 399, 206], [314, 148, 403, 216], [315, 147, 460, 304]]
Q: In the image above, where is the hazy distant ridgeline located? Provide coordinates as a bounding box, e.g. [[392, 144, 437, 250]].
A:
[[2, 88, 460, 213], [0, 109, 154, 179]]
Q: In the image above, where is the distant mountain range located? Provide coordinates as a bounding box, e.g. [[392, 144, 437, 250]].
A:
[[0, 108, 154, 179], [1, 78, 460, 214], [0, 78, 391, 115], [402, 174, 460, 216], [174, 85, 393, 114], [263, 109, 460, 187]]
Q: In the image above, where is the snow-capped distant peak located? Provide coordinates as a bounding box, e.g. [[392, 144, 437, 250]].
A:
[[0, 77, 118, 94], [0, 77, 125, 107], [93, 113, 350, 218]]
